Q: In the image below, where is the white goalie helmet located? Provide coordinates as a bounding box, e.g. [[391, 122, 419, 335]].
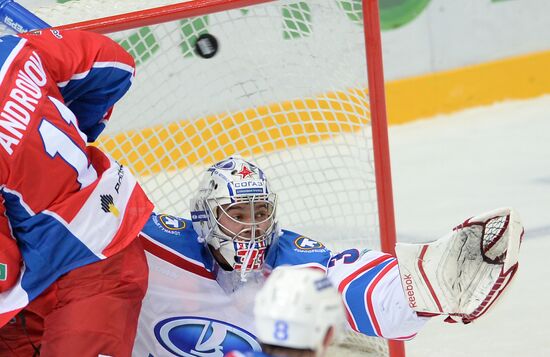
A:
[[190, 156, 278, 279], [254, 266, 346, 353]]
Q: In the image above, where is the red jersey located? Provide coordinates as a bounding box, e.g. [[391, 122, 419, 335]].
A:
[[0, 29, 154, 326]]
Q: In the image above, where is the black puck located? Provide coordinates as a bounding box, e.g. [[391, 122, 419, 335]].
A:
[[195, 33, 219, 59]]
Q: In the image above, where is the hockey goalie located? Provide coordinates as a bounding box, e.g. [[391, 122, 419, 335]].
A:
[[128, 158, 523, 356], [2, 155, 523, 356]]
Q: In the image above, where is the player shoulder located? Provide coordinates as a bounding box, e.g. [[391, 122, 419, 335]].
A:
[[268, 229, 331, 270], [278, 229, 329, 252], [143, 213, 193, 236], [141, 213, 203, 254]]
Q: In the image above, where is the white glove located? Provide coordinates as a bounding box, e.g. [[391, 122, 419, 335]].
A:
[[395, 207, 522, 323]]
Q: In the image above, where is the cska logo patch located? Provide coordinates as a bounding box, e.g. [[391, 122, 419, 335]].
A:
[[100, 194, 120, 217], [236, 165, 255, 179]]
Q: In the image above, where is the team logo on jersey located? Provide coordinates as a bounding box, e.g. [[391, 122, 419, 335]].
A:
[[154, 316, 261, 356], [100, 194, 120, 217], [158, 214, 187, 231], [294, 236, 325, 250]]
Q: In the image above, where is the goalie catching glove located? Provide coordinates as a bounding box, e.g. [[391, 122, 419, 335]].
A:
[[395, 207, 522, 324]]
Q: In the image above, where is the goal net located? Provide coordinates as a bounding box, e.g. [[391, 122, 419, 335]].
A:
[[25, 0, 403, 356]]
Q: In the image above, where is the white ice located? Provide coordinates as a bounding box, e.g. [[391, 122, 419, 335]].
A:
[[392, 95, 550, 357]]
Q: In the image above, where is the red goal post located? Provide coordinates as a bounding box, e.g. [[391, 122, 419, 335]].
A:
[[51, 1, 403, 356]]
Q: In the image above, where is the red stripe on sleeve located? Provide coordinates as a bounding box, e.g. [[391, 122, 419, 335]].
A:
[[365, 259, 398, 336], [140, 234, 214, 280], [337, 254, 393, 293], [337, 254, 393, 332]]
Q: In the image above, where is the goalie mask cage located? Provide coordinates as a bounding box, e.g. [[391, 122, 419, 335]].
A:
[[41, 0, 403, 356]]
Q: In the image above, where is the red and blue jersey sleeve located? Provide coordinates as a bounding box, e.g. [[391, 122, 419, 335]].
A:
[[268, 234, 426, 339], [327, 248, 428, 340], [19, 29, 135, 141]]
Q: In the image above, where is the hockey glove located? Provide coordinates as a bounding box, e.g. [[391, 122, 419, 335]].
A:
[[395, 207, 522, 323]]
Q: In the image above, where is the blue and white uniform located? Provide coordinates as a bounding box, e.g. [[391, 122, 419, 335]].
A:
[[134, 213, 427, 356]]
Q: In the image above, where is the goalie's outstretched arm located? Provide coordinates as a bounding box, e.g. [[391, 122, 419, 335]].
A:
[[326, 207, 522, 340], [326, 248, 430, 340]]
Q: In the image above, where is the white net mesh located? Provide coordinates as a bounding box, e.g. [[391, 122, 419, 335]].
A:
[[85, 0, 380, 253], [35, 0, 189, 26], [19, 0, 395, 355]]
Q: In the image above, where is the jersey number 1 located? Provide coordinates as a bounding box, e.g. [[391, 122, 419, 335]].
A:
[[38, 96, 98, 188]]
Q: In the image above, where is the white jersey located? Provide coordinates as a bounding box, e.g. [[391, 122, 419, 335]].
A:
[[133, 213, 428, 356]]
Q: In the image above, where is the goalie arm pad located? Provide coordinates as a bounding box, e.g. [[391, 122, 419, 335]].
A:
[[395, 207, 522, 323]]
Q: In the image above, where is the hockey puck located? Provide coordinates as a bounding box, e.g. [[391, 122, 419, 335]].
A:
[[195, 33, 219, 59]]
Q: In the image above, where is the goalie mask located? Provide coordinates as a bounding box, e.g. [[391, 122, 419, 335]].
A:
[[191, 156, 278, 282]]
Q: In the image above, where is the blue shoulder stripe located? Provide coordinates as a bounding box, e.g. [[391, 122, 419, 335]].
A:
[[0, 36, 25, 87]]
